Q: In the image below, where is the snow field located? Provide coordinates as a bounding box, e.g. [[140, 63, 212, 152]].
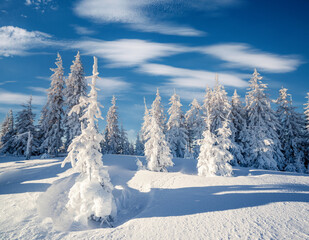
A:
[[0, 154, 308, 239]]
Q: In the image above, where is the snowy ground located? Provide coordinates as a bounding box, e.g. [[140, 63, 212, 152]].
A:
[[0, 155, 308, 240]]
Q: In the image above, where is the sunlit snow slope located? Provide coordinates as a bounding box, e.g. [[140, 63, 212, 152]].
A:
[[0, 155, 308, 239]]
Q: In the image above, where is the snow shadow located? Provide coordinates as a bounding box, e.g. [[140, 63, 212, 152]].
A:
[[135, 183, 309, 219], [233, 166, 309, 177], [0, 160, 71, 194]]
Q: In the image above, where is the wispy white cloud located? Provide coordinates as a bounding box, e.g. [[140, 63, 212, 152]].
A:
[[87, 77, 131, 96], [199, 43, 303, 73], [0, 81, 16, 86], [0, 26, 57, 57], [35, 76, 51, 81], [74, 39, 187, 67], [74, 0, 204, 36], [72, 25, 96, 35], [139, 63, 247, 89], [28, 86, 48, 94], [0, 89, 46, 105]]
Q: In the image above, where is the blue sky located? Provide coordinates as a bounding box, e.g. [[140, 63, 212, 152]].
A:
[[0, 0, 308, 140]]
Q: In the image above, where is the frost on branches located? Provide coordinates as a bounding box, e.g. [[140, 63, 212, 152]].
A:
[[0, 109, 15, 154], [102, 96, 121, 154], [197, 114, 233, 177], [62, 57, 116, 227], [245, 69, 284, 170], [166, 91, 188, 158], [185, 98, 204, 159], [145, 89, 173, 172], [64, 51, 87, 150], [40, 53, 65, 156], [276, 88, 306, 173], [141, 97, 151, 149]]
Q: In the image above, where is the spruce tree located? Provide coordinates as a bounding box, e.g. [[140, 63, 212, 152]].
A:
[[166, 92, 188, 158], [185, 98, 204, 158], [230, 90, 246, 166], [140, 97, 151, 153], [245, 69, 284, 170], [197, 114, 233, 177], [40, 53, 65, 156], [64, 51, 87, 150], [135, 132, 144, 156], [62, 56, 116, 225], [145, 89, 173, 171], [13, 96, 38, 158], [276, 88, 306, 172], [0, 110, 15, 154], [103, 96, 121, 154]]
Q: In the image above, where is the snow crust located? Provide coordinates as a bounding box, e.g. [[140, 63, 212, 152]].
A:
[[0, 155, 308, 239]]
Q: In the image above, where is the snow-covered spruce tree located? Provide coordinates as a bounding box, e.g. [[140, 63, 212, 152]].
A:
[[276, 88, 306, 172], [135, 132, 144, 156], [119, 125, 130, 155], [245, 69, 284, 170], [141, 97, 151, 148], [13, 96, 38, 158], [103, 96, 121, 154], [62, 57, 116, 226], [185, 98, 204, 158], [304, 93, 309, 171], [145, 89, 173, 171], [166, 91, 188, 158], [197, 114, 233, 177], [202, 86, 213, 117], [230, 90, 246, 166], [40, 53, 65, 156], [64, 51, 87, 150], [0, 109, 15, 154]]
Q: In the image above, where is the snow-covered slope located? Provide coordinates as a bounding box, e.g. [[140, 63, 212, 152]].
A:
[[0, 155, 308, 239]]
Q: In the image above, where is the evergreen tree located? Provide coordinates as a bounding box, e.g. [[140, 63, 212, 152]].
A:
[[13, 97, 38, 158], [64, 51, 87, 150], [230, 90, 246, 166], [135, 132, 144, 156], [140, 97, 151, 152], [245, 69, 284, 170], [119, 125, 130, 155], [0, 110, 15, 154], [103, 96, 121, 154], [166, 92, 188, 158], [276, 88, 306, 172], [185, 98, 204, 158], [305, 93, 309, 132], [145, 89, 173, 171], [40, 53, 65, 156], [202, 86, 213, 118], [197, 114, 233, 177], [62, 56, 116, 225]]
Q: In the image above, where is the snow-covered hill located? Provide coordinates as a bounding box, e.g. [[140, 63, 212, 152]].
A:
[[0, 155, 308, 239]]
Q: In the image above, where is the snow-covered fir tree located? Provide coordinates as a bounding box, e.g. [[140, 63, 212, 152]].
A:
[[62, 57, 116, 226], [119, 125, 130, 155], [64, 51, 87, 150], [229, 90, 246, 166], [40, 53, 65, 156], [141, 97, 151, 147], [197, 114, 233, 177], [276, 88, 306, 172], [166, 91, 188, 158], [185, 98, 204, 158], [208, 75, 231, 133], [103, 96, 121, 154], [202, 86, 213, 117], [0, 109, 15, 154], [245, 69, 284, 170], [135, 132, 144, 156], [145, 89, 173, 171], [13, 97, 38, 158]]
